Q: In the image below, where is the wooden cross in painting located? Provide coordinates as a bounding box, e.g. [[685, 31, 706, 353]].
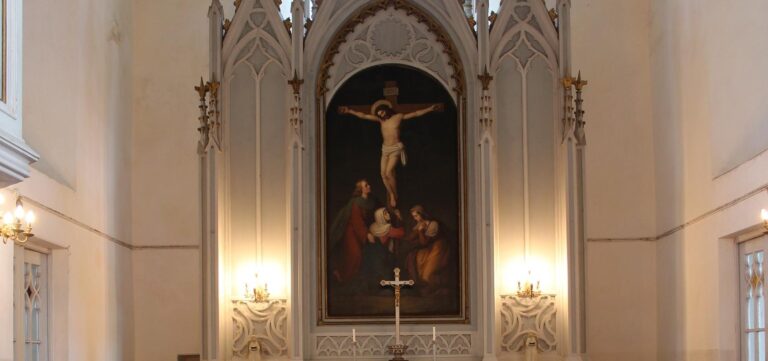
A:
[[337, 81, 445, 208]]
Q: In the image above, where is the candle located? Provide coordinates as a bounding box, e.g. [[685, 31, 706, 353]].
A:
[[432, 326, 436, 341], [353, 328, 356, 342]]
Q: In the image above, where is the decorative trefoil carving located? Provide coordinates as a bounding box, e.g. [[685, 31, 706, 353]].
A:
[[232, 299, 289, 360], [317, 0, 466, 98], [499, 294, 557, 354]]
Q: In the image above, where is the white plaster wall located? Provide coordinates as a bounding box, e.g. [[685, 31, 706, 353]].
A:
[[572, 0, 656, 240], [132, 250, 201, 361], [585, 241, 657, 361], [0, 0, 136, 359], [571, 1, 658, 360], [130, 0, 209, 359], [649, 0, 768, 359]]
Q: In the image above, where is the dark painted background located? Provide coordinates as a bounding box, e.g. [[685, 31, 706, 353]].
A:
[[324, 65, 462, 319]]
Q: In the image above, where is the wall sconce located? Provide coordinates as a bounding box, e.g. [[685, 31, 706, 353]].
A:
[[0, 194, 34, 244], [516, 270, 541, 299], [244, 272, 270, 302], [761, 209, 768, 231]]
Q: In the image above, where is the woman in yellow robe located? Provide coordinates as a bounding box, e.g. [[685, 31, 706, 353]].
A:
[[406, 205, 450, 294]]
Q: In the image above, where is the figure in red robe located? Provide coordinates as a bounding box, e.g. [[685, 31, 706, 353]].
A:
[[329, 179, 377, 283]]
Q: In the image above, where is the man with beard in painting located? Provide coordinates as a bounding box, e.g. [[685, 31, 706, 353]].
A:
[[328, 179, 378, 285]]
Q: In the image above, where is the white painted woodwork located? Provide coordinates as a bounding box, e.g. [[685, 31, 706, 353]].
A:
[[0, 0, 38, 187], [209, 0, 578, 360]]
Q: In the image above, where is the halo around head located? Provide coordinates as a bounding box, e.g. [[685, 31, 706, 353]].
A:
[[370, 99, 393, 115]]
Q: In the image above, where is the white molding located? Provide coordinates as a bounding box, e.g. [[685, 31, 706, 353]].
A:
[[0, 0, 22, 122], [0, 128, 38, 187]]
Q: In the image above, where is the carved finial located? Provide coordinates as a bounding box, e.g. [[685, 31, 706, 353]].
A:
[[304, 18, 313, 33], [209, 81, 220, 96], [574, 71, 588, 90], [283, 19, 292, 34], [223, 19, 232, 33], [467, 15, 477, 29], [274, 0, 282, 8], [234, 0, 242, 10], [562, 76, 574, 89], [288, 71, 304, 95], [195, 77, 209, 98], [548, 8, 559, 22], [478, 68, 493, 90], [489, 11, 498, 28]]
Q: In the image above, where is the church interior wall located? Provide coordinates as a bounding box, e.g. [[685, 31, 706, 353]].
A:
[[650, 0, 768, 360], [0, 0, 765, 360], [130, 0, 212, 360], [0, 0, 137, 359], [569, 0, 768, 360], [571, 1, 658, 360]]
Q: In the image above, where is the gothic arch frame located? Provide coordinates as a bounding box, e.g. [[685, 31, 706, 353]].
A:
[[307, 0, 475, 331], [314, 0, 468, 99]]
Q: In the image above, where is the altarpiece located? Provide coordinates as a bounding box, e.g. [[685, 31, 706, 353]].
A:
[[196, 0, 588, 360]]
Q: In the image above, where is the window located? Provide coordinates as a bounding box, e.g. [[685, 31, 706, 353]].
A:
[[1, 0, 6, 101], [741, 235, 768, 361], [14, 245, 49, 361]]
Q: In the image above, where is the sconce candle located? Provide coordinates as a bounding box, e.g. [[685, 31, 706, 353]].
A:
[[352, 328, 356, 342], [761, 209, 768, 229], [0, 195, 35, 244], [243, 272, 270, 302], [516, 270, 541, 299]]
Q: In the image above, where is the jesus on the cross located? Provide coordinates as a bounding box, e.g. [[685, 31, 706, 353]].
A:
[[338, 82, 443, 208]]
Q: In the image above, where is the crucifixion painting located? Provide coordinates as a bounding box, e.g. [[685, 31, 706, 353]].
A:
[[321, 65, 467, 324], [338, 80, 444, 208]]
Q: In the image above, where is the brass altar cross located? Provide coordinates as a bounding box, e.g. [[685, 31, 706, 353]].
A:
[[337, 81, 445, 115], [380, 267, 414, 347]]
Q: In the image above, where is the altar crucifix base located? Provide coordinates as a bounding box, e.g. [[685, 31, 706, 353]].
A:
[[387, 344, 409, 361]]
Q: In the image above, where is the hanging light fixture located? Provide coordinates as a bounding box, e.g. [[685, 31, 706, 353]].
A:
[[0, 194, 34, 244]]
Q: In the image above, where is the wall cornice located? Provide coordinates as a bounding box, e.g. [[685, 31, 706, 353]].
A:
[[0, 129, 39, 187]]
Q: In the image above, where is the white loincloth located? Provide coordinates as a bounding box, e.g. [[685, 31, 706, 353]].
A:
[[381, 142, 407, 166]]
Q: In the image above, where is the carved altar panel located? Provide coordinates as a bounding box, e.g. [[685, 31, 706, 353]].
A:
[[500, 295, 557, 353], [232, 300, 289, 359]]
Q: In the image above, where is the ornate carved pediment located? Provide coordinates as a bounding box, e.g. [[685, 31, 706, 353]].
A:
[[317, 0, 465, 101]]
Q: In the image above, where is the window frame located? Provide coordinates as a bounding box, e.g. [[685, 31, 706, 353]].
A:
[[0, 0, 20, 120], [13, 243, 50, 361], [13, 237, 72, 361], [740, 235, 768, 361]]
